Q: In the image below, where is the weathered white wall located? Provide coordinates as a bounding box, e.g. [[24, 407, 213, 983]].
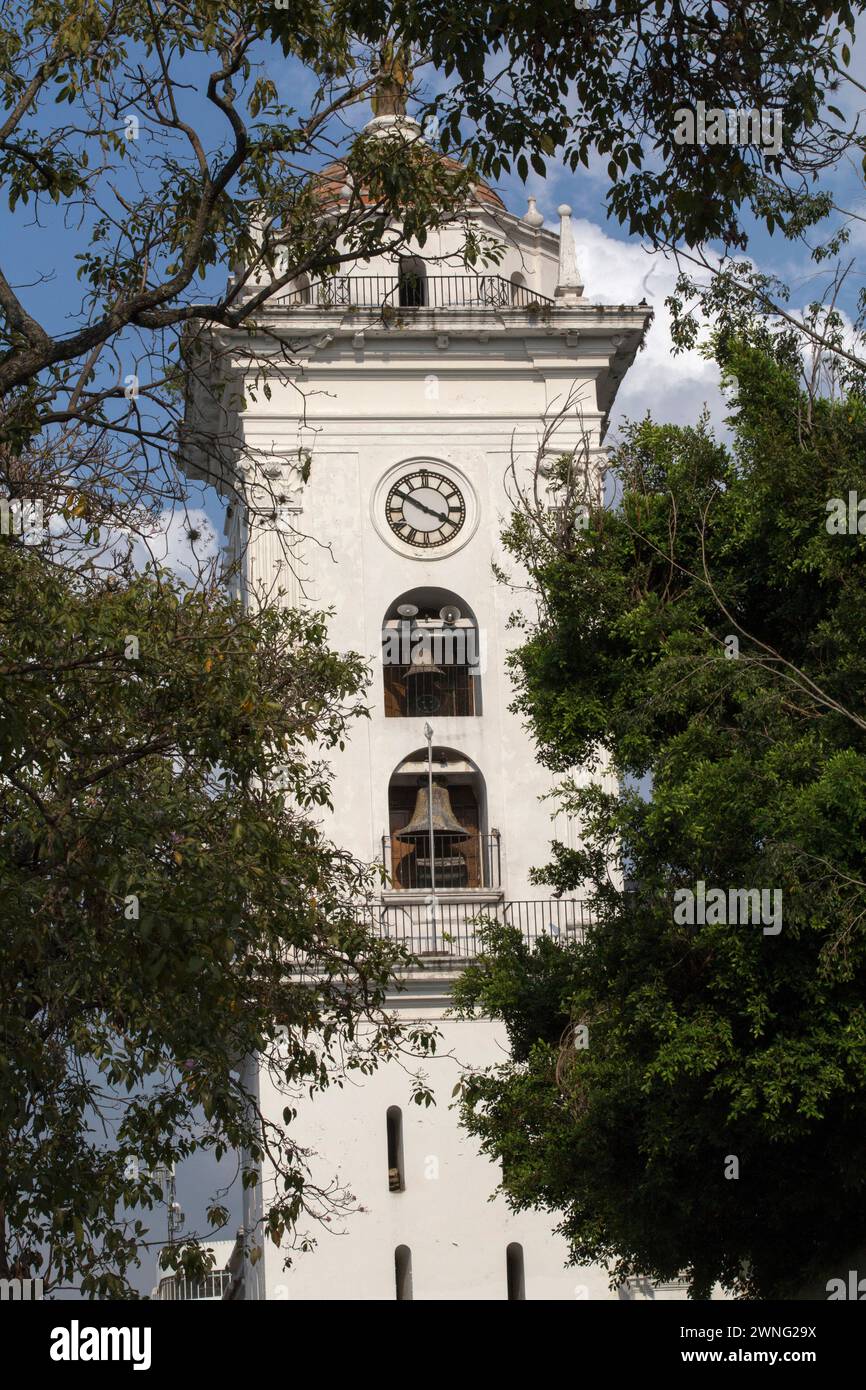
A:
[[252, 979, 611, 1301], [233, 324, 629, 893]]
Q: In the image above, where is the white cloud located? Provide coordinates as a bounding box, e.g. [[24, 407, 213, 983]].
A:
[[570, 220, 729, 437], [131, 506, 220, 582], [36, 503, 219, 584]]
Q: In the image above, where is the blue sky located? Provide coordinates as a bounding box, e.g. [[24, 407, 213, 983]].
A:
[[5, 33, 864, 579]]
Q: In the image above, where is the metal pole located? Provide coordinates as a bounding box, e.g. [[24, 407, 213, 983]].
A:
[[424, 721, 437, 951]]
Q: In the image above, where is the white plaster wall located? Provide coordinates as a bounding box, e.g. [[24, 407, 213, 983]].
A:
[[253, 990, 611, 1301], [238, 352, 610, 894], [267, 203, 562, 302]]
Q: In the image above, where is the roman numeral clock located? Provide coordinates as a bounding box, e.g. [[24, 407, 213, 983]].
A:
[[386, 468, 465, 548], [374, 461, 477, 558]]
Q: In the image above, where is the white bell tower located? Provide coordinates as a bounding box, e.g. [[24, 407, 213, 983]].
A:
[[184, 110, 653, 1300]]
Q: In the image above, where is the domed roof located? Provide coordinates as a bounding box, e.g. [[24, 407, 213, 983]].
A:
[[313, 152, 505, 213]]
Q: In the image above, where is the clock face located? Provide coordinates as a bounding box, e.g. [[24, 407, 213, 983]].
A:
[[385, 468, 466, 549]]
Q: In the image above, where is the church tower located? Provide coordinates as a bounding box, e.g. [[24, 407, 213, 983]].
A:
[[184, 107, 653, 1300]]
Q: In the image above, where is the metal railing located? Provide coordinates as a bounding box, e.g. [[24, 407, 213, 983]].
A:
[[155, 1270, 232, 1301], [276, 273, 553, 312], [383, 830, 500, 890], [356, 897, 592, 957]]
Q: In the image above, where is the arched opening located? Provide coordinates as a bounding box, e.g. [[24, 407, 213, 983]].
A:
[[398, 256, 427, 307], [386, 1106, 405, 1192], [506, 1243, 526, 1300], [510, 271, 528, 305], [381, 588, 481, 718], [395, 1245, 413, 1301], [286, 271, 311, 305], [384, 747, 499, 891]]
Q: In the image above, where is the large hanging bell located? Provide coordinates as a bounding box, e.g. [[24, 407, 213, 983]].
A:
[[404, 633, 444, 681], [396, 778, 469, 845]]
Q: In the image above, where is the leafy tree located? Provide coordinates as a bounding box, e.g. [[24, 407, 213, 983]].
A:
[[454, 328, 866, 1299], [0, 0, 860, 488], [0, 537, 437, 1296]]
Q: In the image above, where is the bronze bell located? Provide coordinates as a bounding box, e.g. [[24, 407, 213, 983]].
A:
[[396, 778, 468, 846], [404, 629, 444, 681]]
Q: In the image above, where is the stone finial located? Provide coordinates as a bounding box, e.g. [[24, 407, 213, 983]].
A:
[[524, 195, 544, 227], [555, 203, 584, 303], [363, 113, 423, 142]]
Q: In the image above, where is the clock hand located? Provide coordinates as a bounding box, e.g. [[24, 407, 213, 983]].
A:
[[393, 490, 449, 523]]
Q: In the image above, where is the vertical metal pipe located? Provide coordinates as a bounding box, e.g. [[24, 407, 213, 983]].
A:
[[424, 722, 436, 950]]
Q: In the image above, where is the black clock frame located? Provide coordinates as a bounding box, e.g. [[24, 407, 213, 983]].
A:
[[385, 468, 466, 549]]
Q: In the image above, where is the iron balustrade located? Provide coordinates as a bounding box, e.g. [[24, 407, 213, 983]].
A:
[[383, 830, 500, 890], [356, 897, 592, 957], [276, 274, 554, 312], [283, 898, 593, 965], [156, 1270, 232, 1301]]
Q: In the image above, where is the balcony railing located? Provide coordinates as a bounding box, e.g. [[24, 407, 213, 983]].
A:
[[355, 897, 592, 957], [155, 1270, 232, 1301], [276, 274, 553, 312], [383, 830, 500, 890]]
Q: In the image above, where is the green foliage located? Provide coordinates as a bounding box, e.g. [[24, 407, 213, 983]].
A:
[[399, 0, 857, 252], [454, 920, 574, 1062], [0, 0, 860, 430], [0, 540, 420, 1296], [456, 330, 866, 1299]]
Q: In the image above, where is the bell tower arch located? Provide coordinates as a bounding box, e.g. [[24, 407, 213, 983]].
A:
[[386, 746, 491, 892], [381, 589, 482, 719]]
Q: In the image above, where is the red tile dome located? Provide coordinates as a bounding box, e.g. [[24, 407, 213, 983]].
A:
[[313, 153, 505, 212]]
